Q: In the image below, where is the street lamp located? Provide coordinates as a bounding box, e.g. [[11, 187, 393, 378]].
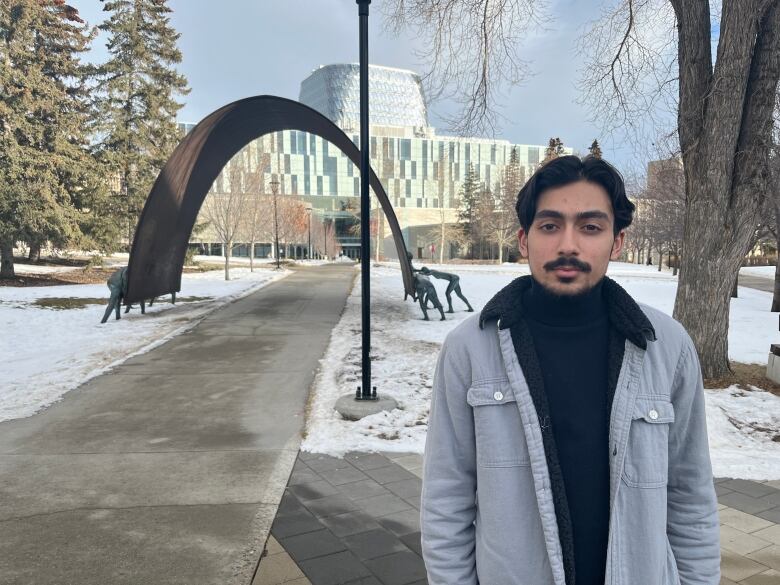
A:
[[270, 178, 280, 270], [306, 204, 313, 260]]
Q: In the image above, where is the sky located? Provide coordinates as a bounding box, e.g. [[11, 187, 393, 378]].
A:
[[72, 0, 648, 172]]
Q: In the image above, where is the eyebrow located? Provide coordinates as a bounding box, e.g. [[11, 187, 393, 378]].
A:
[[534, 209, 611, 222]]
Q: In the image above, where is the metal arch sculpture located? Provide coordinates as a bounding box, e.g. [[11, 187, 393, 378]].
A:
[[124, 95, 415, 304]]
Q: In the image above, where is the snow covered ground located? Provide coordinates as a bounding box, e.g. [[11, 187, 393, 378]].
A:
[[0, 267, 289, 422], [302, 261, 780, 480]]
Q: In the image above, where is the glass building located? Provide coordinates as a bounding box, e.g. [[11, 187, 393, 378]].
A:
[[192, 64, 570, 259]]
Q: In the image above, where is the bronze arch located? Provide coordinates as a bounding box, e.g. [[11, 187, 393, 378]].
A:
[[125, 95, 414, 303]]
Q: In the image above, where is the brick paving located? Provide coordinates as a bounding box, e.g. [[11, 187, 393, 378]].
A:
[[254, 451, 780, 585]]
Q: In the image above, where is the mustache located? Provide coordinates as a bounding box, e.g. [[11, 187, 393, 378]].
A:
[[544, 257, 592, 273]]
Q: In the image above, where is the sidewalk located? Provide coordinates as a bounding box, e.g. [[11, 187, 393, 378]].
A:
[[0, 264, 356, 585], [260, 451, 780, 585]]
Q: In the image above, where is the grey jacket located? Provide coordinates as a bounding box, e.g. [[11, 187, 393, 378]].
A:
[[421, 277, 720, 585]]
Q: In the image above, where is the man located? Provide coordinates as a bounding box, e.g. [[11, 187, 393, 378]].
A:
[[419, 266, 475, 313], [421, 155, 720, 585]]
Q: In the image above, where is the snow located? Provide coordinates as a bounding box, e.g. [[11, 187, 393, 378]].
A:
[[302, 261, 780, 480], [740, 265, 775, 279], [12, 264, 80, 275], [0, 267, 289, 422]]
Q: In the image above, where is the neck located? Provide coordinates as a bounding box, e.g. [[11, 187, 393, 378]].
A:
[[522, 275, 606, 327]]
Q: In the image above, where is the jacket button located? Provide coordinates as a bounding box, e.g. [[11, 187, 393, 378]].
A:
[[648, 409, 659, 420], [494, 391, 504, 401]]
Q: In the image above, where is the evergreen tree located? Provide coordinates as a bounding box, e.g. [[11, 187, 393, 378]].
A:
[[457, 163, 482, 256], [588, 139, 603, 159], [542, 137, 565, 164], [0, 1, 101, 278], [92, 0, 189, 250]]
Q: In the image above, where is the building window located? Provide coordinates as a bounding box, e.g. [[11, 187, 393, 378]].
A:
[[422, 141, 428, 160], [310, 134, 316, 155], [491, 144, 497, 164], [347, 160, 353, 177], [528, 146, 540, 165], [284, 154, 290, 174], [317, 176, 323, 195], [354, 177, 359, 197], [400, 139, 411, 160], [323, 141, 329, 156], [304, 175, 311, 195], [433, 198, 439, 208], [329, 175, 337, 194], [277, 132, 284, 152], [400, 198, 406, 208], [324, 156, 337, 176], [411, 161, 417, 179], [465, 144, 470, 162], [291, 175, 298, 194], [291, 132, 297, 154], [406, 179, 412, 196], [417, 198, 423, 208]]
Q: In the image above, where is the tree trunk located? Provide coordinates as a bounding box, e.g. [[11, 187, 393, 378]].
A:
[[731, 273, 739, 298], [498, 241, 504, 264], [28, 242, 41, 262], [224, 240, 231, 280], [773, 234, 780, 313], [0, 239, 15, 278], [249, 240, 255, 272]]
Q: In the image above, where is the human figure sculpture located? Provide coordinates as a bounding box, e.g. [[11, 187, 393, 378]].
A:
[[413, 273, 446, 321], [101, 267, 176, 323], [101, 267, 130, 323], [420, 266, 474, 313]]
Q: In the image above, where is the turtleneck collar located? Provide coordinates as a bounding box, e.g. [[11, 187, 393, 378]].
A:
[[522, 275, 607, 327]]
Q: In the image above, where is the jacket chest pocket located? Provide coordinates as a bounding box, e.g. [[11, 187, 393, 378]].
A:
[[467, 383, 530, 468], [622, 396, 675, 488]]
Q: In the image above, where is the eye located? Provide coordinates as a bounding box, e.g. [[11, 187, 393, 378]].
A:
[[539, 223, 557, 231], [583, 224, 602, 232]]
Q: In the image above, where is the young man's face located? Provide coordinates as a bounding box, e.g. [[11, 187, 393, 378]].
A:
[[518, 180, 625, 296]]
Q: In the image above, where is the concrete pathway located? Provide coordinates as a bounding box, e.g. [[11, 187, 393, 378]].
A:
[[739, 273, 774, 294], [0, 264, 356, 585], [260, 452, 780, 585]]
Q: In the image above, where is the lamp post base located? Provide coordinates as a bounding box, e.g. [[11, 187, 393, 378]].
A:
[[335, 393, 397, 421]]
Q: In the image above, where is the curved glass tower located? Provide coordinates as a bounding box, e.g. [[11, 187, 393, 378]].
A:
[[299, 64, 428, 129]]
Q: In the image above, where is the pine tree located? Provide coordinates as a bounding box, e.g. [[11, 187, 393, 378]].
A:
[[588, 139, 603, 159], [457, 163, 481, 257], [0, 1, 101, 278], [92, 0, 190, 250], [542, 137, 565, 164]]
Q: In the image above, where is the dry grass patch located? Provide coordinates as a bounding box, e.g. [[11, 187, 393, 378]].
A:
[[705, 362, 780, 397]]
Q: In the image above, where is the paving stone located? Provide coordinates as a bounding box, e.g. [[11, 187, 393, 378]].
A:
[[319, 510, 383, 538], [720, 524, 773, 556], [390, 454, 424, 471], [284, 579, 313, 585], [288, 480, 342, 502], [264, 535, 284, 555], [299, 451, 325, 462], [345, 452, 395, 471], [293, 460, 314, 474], [343, 528, 409, 561], [280, 529, 347, 562], [719, 507, 775, 533], [715, 484, 735, 497], [318, 466, 371, 486], [757, 508, 780, 525], [377, 508, 421, 537], [288, 470, 322, 486], [759, 491, 780, 508], [400, 532, 422, 557], [364, 550, 428, 585], [721, 548, 770, 582], [748, 545, 780, 572], [721, 479, 777, 498], [381, 452, 417, 461], [406, 581, 428, 585], [404, 494, 421, 510], [277, 491, 309, 515], [303, 494, 361, 518], [299, 550, 371, 585], [742, 569, 780, 585], [272, 508, 325, 539], [719, 492, 777, 515], [363, 464, 417, 485], [754, 525, 780, 545], [343, 578, 382, 585], [715, 477, 732, 484], [253, 550, 307, 585], [765, 480, 780, 491], [357, 493, 414, 518], [384, 478, 422, 499], [718, 577, 738, 585], [305, 455, 353, 474], [408, 467, 423, 479], [334, 478, 392, 501]]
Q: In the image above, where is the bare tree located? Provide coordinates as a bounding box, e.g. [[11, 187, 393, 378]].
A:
[[425, 201, 468, 264], [239, 171, 271, 272], [201, 163, 249, 280], [383, 0, 545, 135]]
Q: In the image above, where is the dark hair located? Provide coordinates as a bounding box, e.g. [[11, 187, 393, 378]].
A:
[[515, 155, 635, 236]]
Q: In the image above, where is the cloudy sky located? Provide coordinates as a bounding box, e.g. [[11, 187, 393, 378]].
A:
[[73, 0, 649, 171]]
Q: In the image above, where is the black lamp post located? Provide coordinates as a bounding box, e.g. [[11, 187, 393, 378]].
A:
[[270, 178, 280, 270], [356, 0, 376, 401]]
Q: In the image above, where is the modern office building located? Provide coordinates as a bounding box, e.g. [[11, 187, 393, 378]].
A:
[[191, 64, 569, 260]]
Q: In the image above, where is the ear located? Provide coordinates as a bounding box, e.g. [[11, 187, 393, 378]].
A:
[[518, 227, 528, 258], [610, 230, 625, 260]]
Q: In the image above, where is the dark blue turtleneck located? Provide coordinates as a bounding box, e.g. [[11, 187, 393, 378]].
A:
[[522, 276, 610, 585]]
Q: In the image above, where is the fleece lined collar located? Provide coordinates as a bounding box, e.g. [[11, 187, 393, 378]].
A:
[[479, 275, 656, 350]]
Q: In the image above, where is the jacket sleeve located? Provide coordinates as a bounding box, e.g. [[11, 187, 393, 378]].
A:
[[666, 333, 720, 585], [421, 335, 478, 585]]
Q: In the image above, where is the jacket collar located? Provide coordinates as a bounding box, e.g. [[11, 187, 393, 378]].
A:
[[479, 274, 657, 350]]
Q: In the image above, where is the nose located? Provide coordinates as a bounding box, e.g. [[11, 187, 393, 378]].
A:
[[558, 225, 579, 256]]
